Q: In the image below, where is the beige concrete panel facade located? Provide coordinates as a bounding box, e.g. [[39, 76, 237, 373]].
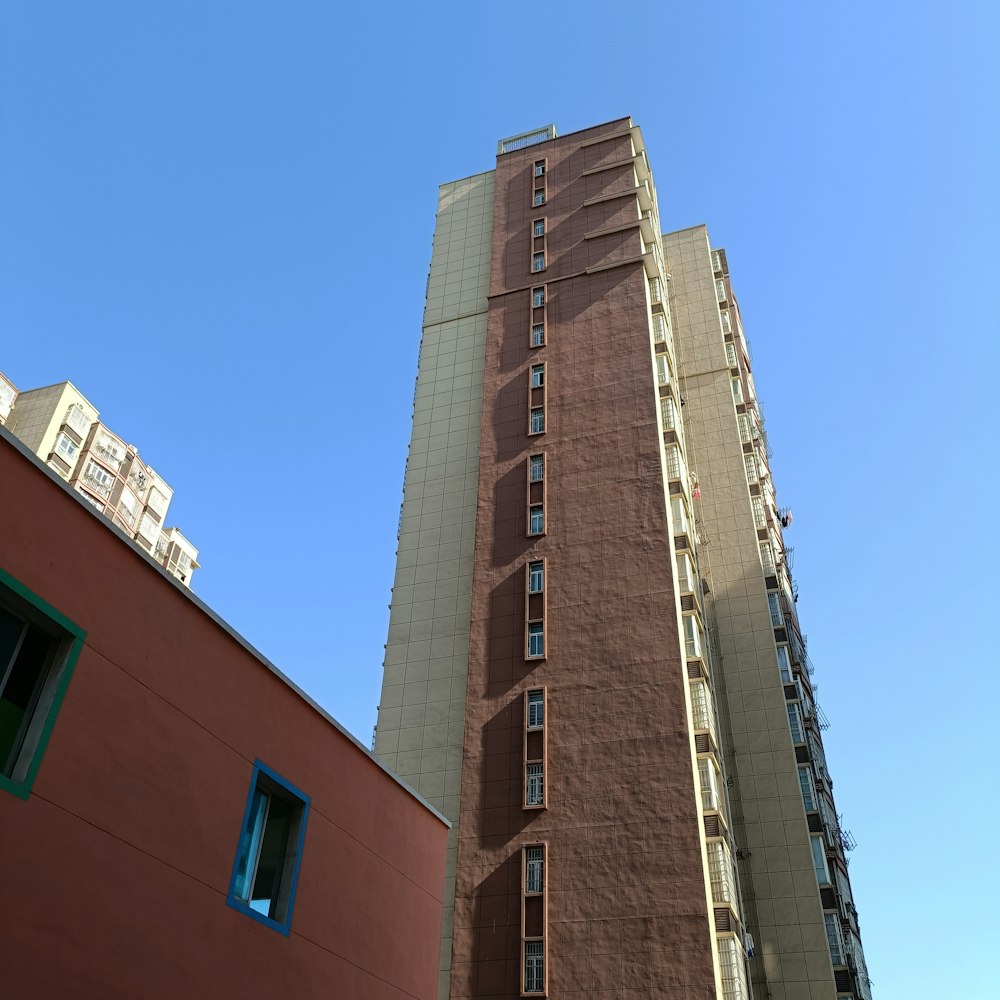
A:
[[374, 170, 495, 1000], [665, 225, 837, 1000]]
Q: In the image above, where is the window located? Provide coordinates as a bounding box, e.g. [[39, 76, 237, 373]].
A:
[[527, 622, 544, 658], [698, 757, 721, 812], [731, 379, 744, 403], [811, 834, 830, 885], [524, 940, 544, 992], [738, 413, 752, 443], [0, 570, 85, 800], [767, 592, 783, 627], [759, 541, 775, 574], [83, 460, 114, 498], [529, 505, 544, 535], [660, 397, 676, 432], [229, 760, 310, 936], [533, 219, 545, 237], [525, 845, 545, 893], [55, 434, 78, 462], [787, 703, 804, 744], [776, 645, 792, 683], [670, 496, 689, 536], [675, 553, 695, 593], [533, 252, 545, 272], [684, 615, 703, 659], [530, 407, 545, 434], [533, 160, 545, 177], [652, 313, 667, 343], [529, 455, 545, 482], [751, 494, 766, 528], [744, 453, 758, 485], [720, 309, 732, 334], [690, 680, 712, 733], [824, 912, 845, 965], [797, 766, 817, 814], [716, 278, 727, 303], [531, 323, 545, 347], [527, 690, 544, 729], [526, 762, 544, 806], [531, 364, 545, 388], [656, 354, 670, 385], [533, 190, 545, 207], [528, 561, 544, 594], [712, 250, 722, 272], [65, 404, 90, 435], [532, 287, 545, 307], [139, 513, 160, 542], [725, 342, 738, 369]]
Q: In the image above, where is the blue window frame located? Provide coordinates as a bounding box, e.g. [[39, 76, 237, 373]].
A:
[[227, 760, 310, 936], [0, 567, 85, 801]]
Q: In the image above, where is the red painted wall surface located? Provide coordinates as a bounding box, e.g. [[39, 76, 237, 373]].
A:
[[0, 433, 447, 1000]]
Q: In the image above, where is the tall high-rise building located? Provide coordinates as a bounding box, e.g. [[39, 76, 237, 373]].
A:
[[0, 372, 200, 586], [374, 118, 871, 1000]]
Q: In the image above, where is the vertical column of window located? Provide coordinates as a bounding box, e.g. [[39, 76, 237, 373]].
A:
[[528, 362, 546, 436], [522, 840, 547, 993], [530, 286, 546, 348], [532, 213, 546, 275], [527, 453, 546, 538], [525, 558, 546, 661], [524, 688, 547, 809]]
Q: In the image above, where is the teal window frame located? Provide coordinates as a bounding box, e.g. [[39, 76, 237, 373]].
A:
[[227, 759, 310, 936], [0, 567, 86, 801]]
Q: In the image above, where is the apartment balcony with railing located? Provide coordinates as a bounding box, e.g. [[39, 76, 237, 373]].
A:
[[92, 430, 127, 472]]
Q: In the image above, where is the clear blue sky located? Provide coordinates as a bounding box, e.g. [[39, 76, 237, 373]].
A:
[[2, 3, 997, 995]]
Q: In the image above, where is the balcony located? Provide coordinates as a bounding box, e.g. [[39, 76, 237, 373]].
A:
[[81, 464, 113, 499]]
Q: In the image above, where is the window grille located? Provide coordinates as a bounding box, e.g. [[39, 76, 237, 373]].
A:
[[751, 495, 766, 528], [526, 763, 544, 806], [787, 703, 804, 744], [525, 846, 544, 893], [532, 287, 545, 307], [524, 941, 544, 992], [767, 592, 783, 627], [725, 342, 738, 368], [798, 766, 816, 811], [716, 935, 751, 1000], [531, 324, 545, 346], [759, 541, 775, 574], [661, 397, 676, 432], [528, 562, 544, 594], [533, 253, 545, 271], [530, 407, 545, 433], [716, 279, 727, 303], [529, 456, 544, 482], [707, 840, 737, 904]]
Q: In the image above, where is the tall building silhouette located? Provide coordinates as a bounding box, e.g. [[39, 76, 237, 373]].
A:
[[374, 118, 871, 1000]]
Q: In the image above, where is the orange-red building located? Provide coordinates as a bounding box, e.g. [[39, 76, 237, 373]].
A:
[[0, 426, 448, 999]]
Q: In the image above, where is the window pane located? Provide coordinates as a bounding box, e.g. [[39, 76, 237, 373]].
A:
[[528, 623, 544, 657], [526, 763, 544, 805], [531, 365, 544, 387], [529, 456, 544, 482], [527, 691, 544, 729], [531, 324, 544, 346], [248, 793, 294, 917], [529, 506, 544, 534], [533, 220, 545, 237], [525, 940, 544, 992], [0, 624, 53, 776], [532, 288, 544, 307], [234, 787, 269, 901], [528, 562, 544, 593], [530, 408, 545, 433]]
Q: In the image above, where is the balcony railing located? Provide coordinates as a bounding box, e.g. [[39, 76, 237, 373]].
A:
[[82, 468, 112, 498]]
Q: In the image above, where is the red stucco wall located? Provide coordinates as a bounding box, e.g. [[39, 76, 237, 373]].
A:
[[0, 434, 447, 999]]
